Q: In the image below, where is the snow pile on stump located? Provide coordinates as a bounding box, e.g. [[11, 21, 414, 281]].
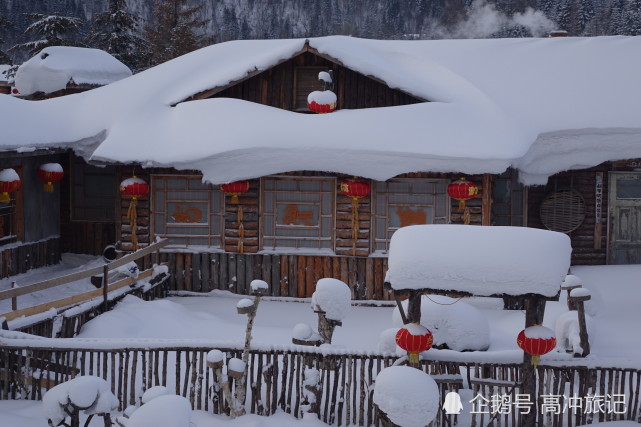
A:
[[43, 376, 118, 426], [392, 295, 490, 351], [373, 366, 439, 427], [386, 225, 571, 297], [311, 278, 351, 321], [126, 394, 192, 427]]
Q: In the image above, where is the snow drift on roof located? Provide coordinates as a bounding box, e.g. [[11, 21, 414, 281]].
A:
[[1, 36, 640, 185], [14, 46, 132, 95], [385, 224, 571, 297]]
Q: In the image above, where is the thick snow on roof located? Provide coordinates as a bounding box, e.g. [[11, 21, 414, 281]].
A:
[[14, 46, 131, 95], [385, 224, 571, 297], [1, 36, 640, 184]]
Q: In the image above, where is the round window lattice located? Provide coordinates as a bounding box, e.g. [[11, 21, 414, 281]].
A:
[[540, 189, 586, 233]]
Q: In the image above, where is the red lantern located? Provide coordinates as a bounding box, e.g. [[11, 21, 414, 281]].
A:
[[221, 181, 250, 204], [37, 163, 64, 192], [396, 323, 433, 364], [0, 168, 21, 204], [307, 90, 337, 114], [447, 177, 478, 210], [517, 325, 556, 367], [120, 177, 149, 251]]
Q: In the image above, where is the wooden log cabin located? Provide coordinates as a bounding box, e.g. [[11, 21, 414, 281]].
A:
[[2, 36, 641, 299]]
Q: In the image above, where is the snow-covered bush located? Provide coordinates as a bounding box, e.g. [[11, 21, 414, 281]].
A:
[[373, 366, 439, 427], [43, 375, 119, 426], [311, 278, 351, 321], [392, 295, 490, 351], [126, 394, 192, 427]]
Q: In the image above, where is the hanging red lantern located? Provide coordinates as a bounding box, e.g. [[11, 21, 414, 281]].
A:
[[340, 178, 371, 256], [517, 325, 556, 367], [221, 181, 250, 204], [0, 168, 21, 204], [307, 90, 337, 114], [447, 177, 478, 225], [120, 177, 149, 251], [37, 163, 64, 192], [396, 324, 433, 364]]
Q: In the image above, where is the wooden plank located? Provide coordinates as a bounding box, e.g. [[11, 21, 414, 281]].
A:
[[280, 256, 289, 297], [271, 255, 280, 297], [175, 254, 184, 291], [297, 256, 306, 298], [219, 253, 228, 290], [200, 253, 210, 292], [332, 256, 340, 280], [262, 255, 271, 286], [288, 256, 297, 297], [365, 258, 374, 300], [192, 252, 201, 292], [306, 256, 315, 297], [237, 255, 246, 294], [374, 258, 384, 300], [184, 253, 192, 292], [482, 174, 492, 226], [228, 254, 237, 293], [210, 253, 219, 291], [246, 254, 254, 293], [0, 266, 159, 321]]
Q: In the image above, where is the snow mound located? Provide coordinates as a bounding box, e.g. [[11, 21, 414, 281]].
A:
[[43, 376, 118, 426], [393, 295, 490, 351], [127, 394, 191, 427], [311, 278, 351, 321], [250, 279, 269, 292], [237, 298, 254, 308], [373, 366, 439, 427], [206, 349, 223, 364], [141, 386, 170, 404], [378, 328, 401, 353], [556, 311, 593, 355], [0, 168, 19, 181], [386, 224, 571, 297], [293, 323, 314, 340]]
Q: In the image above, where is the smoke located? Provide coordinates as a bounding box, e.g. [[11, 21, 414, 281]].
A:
[[431, 1, 557, 39]]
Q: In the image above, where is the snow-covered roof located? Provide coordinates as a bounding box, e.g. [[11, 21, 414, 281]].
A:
[[14, 46, 132, 96], [1, 36, 640, 185], [385, 225, 571, 297]]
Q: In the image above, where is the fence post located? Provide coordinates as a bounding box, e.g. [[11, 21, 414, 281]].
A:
[[102, 264, 109, 312], [11, 282, 18, 311]]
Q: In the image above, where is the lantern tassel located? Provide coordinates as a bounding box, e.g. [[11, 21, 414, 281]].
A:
[[44, 182, 54, 193], [463, 207, 471, 225], [237, 206, 245, 254], [230, 194, 239, 204], [531, 355, 540, 368], [351, 198, 359, 256], [408, 351, 419, 364], [0, 192, 9, 204], [127, 197, 138, 251], [458, 199, 466, 211]]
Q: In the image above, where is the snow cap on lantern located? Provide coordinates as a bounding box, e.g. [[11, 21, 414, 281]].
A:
[[221, 180, 249, 204], [517, 325, 556, 367], [307, 90, 337, 114], [37, 163, 64, 192], [120, 176, 149, 199], [395, 323, 433, 364], [0, 168, 21, 204]]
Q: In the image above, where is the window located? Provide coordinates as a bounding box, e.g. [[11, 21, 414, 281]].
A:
[[372, 179, 449, 253], [71, 159, 117, 221], [152, 175, 223, 247], [261, 177, 334, 251], [293, 66, 328, 112], [492, 170, 526, 226], [0, 194, 17, 245]]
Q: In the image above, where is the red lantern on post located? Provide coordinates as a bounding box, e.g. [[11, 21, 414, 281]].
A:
[[517, 325, 556, 367], [447, 177, 478, 225], [0, 168, 21, 204], [307, 90, 337, 114], [221, 180, 250, 254], [120, 176, 149, 251], [396, 323, 433, 364], [37, 163, 64, 192], [340, 178, 371, 256]]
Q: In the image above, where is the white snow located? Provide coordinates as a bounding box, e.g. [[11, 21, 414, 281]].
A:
[[310, 278, 351, 321], [386, 224, 571, 297], [570, 287, 592, 298], [292, 323, 313, 340], [38, 162, 63, 173], [14, 46, 131, 96], [0, 168, 20, 181], [237, 298, 254, 308], [42, 376, 118, 426], [206, 349, 224, 364], [555, 311, 592, 355], [317, 71, 332, 83], [127, 394, 191, 427], [250, 279, 269, 292], [378, 328, 401, 354], [523, 325, 556, 339], [307, 90, 337, 105], [0, 37, 639, 186], [141, 386, 170, 404], [392, 295, 490, 351], [228, 357, 246, 373], [562, 274, 582, 288], [372, 366, 439, 427]]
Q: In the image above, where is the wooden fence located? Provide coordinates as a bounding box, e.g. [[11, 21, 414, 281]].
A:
[[0, 342, 639, 426]]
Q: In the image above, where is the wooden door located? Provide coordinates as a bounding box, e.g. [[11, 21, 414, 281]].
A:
[[608, 172, 641, 264]]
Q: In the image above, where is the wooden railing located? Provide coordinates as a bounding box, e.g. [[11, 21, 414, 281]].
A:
[[0, 340, 639, 426], [0, 239, 169, 323]]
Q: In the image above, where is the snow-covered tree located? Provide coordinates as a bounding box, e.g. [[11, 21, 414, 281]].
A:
[[11, 13, 84, 57], [143, 0, 211, 67], [0, 16, 12, 64], [623, 0, 641, 35], [87, 0, 146, 72]]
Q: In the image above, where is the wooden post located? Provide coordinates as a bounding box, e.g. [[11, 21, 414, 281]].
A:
[[407, 291, 422, 324], [482, 174, 492, 226], [316, 310, 341, 344], [102, 264, 109, 312], [569, 292, 591, 357], [594, 172, 603, 249], [521, 296, 546, 427], [561, 283, 582, 311], [11, 282, 17, 311]]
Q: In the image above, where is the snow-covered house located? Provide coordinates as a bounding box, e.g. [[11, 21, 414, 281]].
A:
[[0, 36, 640, 296]]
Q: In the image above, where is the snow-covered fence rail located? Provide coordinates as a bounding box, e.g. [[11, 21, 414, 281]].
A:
[[0, 340, 640, 426]]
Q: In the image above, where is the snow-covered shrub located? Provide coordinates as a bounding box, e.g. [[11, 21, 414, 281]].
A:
[[43, 375, 119, 426], [311, 278, 351, 321], [126, 394, 192, 427], [392, 295, 490, 351], [373, 366, 439, 427]]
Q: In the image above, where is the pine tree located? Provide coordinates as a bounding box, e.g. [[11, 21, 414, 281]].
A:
[[143, 0, 210, 67], [0, 16, 12, 64], [11, 13, 84, 57], [87, 0, 146, 72], [624, 0, 641, 34]]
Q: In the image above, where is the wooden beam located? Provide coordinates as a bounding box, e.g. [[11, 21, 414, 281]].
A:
[[482, 173, 492, 226]]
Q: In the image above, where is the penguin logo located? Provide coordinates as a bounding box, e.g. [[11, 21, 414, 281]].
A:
[[443, 391, 463, 415]]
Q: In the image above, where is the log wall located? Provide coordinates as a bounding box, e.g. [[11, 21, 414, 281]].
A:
[[0, 236, 60, 279]]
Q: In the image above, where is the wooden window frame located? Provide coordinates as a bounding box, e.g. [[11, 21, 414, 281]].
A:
[[151, 175, 224, 248], [70, 157, 118, 222], [0, 165, 23, 246], [260, 176, 335, 252], [293, 66, 329, 112], [491, 170, 527, 227], [371, 178, 450, 254]]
